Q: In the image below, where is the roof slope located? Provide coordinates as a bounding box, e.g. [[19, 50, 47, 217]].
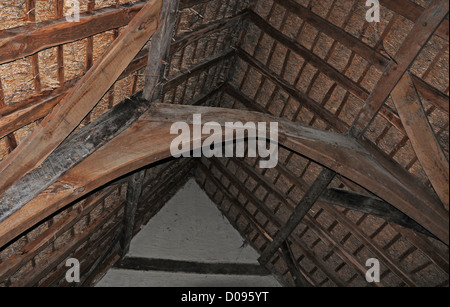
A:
[[0, 0, 448, 287]]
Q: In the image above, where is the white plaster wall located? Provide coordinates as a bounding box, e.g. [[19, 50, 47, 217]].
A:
[[97, 178, 280, 287]]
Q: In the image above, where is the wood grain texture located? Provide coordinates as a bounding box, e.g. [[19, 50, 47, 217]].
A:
[[0, 104, 446, 248], [0, 94, 149, 224], [0, 0, 162, 197], [0, 1, 147, 65], [352, 0, 449, 134], [143, 0, 180, 101], [391, 73, 449, 207]]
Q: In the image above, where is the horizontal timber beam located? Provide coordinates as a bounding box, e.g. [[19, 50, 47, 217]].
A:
[[0, 0, 212, 65], [391, 73, 449, 207], [0, 1, 147, 65], [0, 22, 232, 138], [115, 257, 270, 276], [0, 103, 446, 248]]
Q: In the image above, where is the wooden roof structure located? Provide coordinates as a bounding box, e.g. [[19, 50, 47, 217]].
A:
[[0, 0, 448, 287]]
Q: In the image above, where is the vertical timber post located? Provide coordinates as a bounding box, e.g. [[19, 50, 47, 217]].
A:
[[120, 0, 180, 258]]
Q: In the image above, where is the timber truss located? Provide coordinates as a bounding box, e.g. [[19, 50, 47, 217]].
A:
[[0, 0, 448, 287]]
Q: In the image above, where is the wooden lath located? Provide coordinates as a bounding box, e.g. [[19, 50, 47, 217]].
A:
[[352, 0, 449, 135], [0, 0, 163, 197], [237, 0, 449, 268], [221, 82, 449, 284], [0, 13, 237, 140], [0, 0, 245, 286], [0, 0, 448, 288]]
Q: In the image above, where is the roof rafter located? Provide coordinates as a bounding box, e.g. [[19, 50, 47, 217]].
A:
[[0, 0, 163, 197], [351, 0, 449, 135], [391, 73, 449, 207]]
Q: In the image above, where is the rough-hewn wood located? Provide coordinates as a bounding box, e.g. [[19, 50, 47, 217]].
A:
[[280, 241, 312, 287], [120, 170, 145, 258], [0, 24, 228, 139], [0, 94, 149, 224], [170, 12, 247, 55], [352, 0, 449, 134], [235, 49, 348, 132], [233, 154, 437, 239], [258, 169, 336, 265], [199, 160, 346, 286], [225, 85, 446, 243], [163, 49, 234, 93], [391, 73, 449, 207], [0, 185, 117, 281], [411, 75, 450, 114], [320, 188, 437, 239], [17, 201, 124, 287], [0, 0, 162, 197], [143, 0, 180, 101], [0, 103, 447, 249], [0, 1, 148, 65], [379, 0, 449, 40]]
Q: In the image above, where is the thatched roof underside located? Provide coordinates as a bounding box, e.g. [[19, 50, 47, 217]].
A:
[[0, 0, 448, 287]]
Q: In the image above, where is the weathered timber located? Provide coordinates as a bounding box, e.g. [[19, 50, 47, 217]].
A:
[[163, 49, 234, 93], [247, 10, 370, 101], [235, 49, 348, 132], [411, 75, 450, 114], [0, 104, 447, 249], [143, 0, 181, 101], [352, 0, 449, 134], [0, 23, 230, 138], [0, 94, 149, 224], [170, 12, 247, 55], [320, 188, 438, 239], [0, 185, 118, 281], [0, 0, 162, 197], [258, 169, 336, 265], [391, 73, 449, 207], [280, 241, 312, 287], [0, 1, 148, 65], [379, 0, 449, 40], [120, 170, 145, 258]]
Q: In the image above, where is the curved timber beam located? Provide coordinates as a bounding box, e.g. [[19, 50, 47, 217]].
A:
[[0, 104, 448, 248]]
